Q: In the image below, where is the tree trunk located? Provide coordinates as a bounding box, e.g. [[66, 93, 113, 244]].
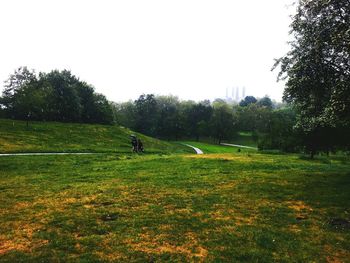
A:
[[310, 149, 315, 159]]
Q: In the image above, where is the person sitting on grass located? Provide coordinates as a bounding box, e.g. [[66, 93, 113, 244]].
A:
[[130, 135, 138, 153]]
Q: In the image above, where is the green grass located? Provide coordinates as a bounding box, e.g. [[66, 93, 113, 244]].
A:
[[181, 141, 257, 153], [0, 119, 191, 154], [1, 152, 349, 262]]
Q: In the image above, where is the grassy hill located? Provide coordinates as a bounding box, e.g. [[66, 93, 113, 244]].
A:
[[1, 118, 350, 261], [1, 153, 349, 262], [0, 119, 191, 154]]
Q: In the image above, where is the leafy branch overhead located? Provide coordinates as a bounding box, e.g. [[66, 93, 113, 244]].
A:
[[274, 0, 350, 129], [273, 0, 350, 156]]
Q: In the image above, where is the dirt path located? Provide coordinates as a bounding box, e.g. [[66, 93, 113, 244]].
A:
[[0, 153, 96, 157], [181, 144, 204, 154], [220, 143, 258, 150]]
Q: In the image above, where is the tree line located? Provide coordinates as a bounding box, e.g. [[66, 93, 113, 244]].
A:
[[1, 0, 349, 157], [0, 67, 114, 125], [113, 94, 302, 151]]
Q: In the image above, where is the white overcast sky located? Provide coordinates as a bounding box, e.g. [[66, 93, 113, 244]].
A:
[[0, 0, 295, 102]]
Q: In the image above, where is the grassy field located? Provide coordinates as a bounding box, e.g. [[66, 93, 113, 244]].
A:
[[0, 119, 191, 154], [1, 152, 349, 262]]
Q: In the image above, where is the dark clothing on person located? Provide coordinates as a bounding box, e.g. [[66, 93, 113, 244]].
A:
[[131, 136, 138, 152], [137, 139, 144, 152]]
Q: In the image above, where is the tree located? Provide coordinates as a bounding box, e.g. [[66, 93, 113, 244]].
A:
[[258, 107, 301, 152], [237, 104, 269, 132], [210, 101, 237, 144], [257, 96, 273, 109], [186, 100, 213, 141], [274, 0, 350, 155], [1, 67, 114, 125], [75, 82, 96, 123], [12, 81, 49, 126], [112, 101, 137, 129], [39, 70, 82, 122], [134, 94, 159, 136], [156, 95, 182, 140], [239, 96, 257, 107], [91, 93, 114, 124], [1, 67, 37, 118]]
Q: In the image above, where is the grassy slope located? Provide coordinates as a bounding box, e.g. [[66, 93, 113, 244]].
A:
[[0, 119, 191, 154], [1, 152, 349, 262]]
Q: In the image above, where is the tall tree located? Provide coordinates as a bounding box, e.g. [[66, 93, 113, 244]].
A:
[[210, 101, 236, 144], [39, 70, 82, 122], [1, 67, 114, 125], [258, 107, 301, 152], [257, 96, 273, 109], [274, 0, 350, 154], [1, 67, 37, 118], [186, 100, 213, 141], [112, 101, 137, 129], [134, 94, 159, 136], [239, 96, 257, 107], [156, 95, 182, 140]]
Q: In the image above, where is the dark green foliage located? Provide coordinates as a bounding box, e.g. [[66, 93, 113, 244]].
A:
[[239, 96, 257, 107], [210, 101, 237, 143], [236, 104, 272, 133], [39, 70, 82, 122], [1, 68, 114, 125], [134, 94, 159, 136], [1, 67, 38, 120], [112, 101, 137, 129], [257, 96, 273, 109], [114, 94, 297, 150], [115, 95, 238, 143], [156, 96, 184, 140], [258, 107, 301, 152], [185, 100, 212, 141], [274, 0, 350, 154]]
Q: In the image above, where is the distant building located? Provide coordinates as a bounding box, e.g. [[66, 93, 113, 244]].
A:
[[225, 86, 246, 103]]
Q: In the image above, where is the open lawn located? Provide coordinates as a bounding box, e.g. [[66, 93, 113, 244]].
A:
[[1, 152, 349, 262]]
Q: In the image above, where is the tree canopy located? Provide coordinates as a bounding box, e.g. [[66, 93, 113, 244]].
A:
[[0, 67, 114, 124], [239, 96, 257, 107], [274, 0, 350, 154]]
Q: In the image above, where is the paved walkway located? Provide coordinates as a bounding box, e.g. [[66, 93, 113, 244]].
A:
[[220, 143, 258, 150], [0, 153, 96, 157], [181, 144, 204, 154]]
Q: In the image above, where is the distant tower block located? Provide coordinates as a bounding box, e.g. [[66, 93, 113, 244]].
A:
[[235, 87, 239, 101], [242, 86, 246, 99], [226, 87, 228, 99], [232, 87, 235, 99]]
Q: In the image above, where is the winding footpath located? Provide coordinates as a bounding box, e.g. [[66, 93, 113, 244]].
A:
[[181, 144, 204, 154], [0, 142, 254, 157], [220, 143, 258, 150], [0, 153, 96, 157]]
